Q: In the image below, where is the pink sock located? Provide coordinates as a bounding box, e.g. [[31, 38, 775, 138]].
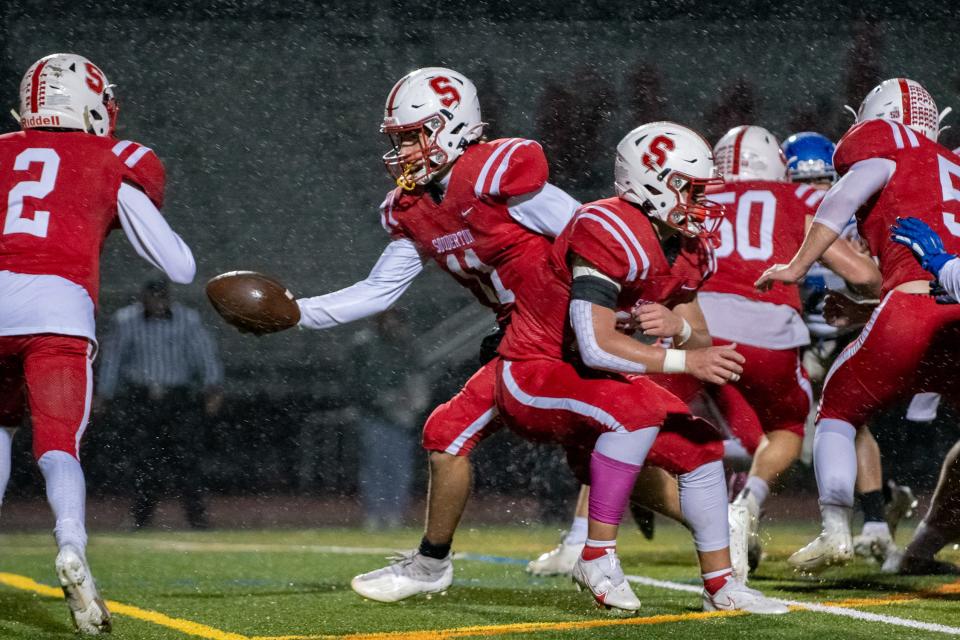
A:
[[702, 568, 733, 595], [588, 451, 642, 525]]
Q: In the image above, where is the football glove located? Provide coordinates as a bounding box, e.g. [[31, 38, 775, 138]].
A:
[[890, 217, 956, 278]]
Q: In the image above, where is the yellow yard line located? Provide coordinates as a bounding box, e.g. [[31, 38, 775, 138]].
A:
[[3, 567, 959, 640], [0, 572, 250, 640], [250, 610, 746, 640]]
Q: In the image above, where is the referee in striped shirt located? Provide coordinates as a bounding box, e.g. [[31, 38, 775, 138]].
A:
[[96, 279, 224, 529]]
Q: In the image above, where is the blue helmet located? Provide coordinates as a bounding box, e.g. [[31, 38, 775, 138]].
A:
[[781, 132, 836, 183]]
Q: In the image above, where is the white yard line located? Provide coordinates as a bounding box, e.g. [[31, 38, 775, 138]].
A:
[[626, 573, 960, 636]]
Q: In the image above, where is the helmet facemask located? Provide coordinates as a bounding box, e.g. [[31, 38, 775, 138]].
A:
[[382, 114, 450, 191], [657, 171, 726, 245]]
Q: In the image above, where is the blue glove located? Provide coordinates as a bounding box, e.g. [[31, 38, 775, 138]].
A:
[[890, 216, 956, 278]]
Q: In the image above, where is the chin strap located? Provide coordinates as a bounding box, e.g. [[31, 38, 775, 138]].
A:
[[9, 108, 20, 125], [82, 107, 94, 134], [843, 104, 858, 122]]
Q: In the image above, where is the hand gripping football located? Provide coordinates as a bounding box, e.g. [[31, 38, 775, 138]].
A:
[[206, 271, 300, 335]]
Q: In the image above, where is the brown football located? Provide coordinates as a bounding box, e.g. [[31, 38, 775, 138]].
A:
[[206, 271, 300, 334]]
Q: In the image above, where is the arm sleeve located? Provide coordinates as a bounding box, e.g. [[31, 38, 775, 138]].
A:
[[569, 299, 648, 374], [95, 312, 128, 399], [506, 182, 580, 237], [296, 238, 425, 330], [938, 257, 960, 302], [117, 183, 196, 284], [186, 312, 224, 387], [812, 158, 896, 234]]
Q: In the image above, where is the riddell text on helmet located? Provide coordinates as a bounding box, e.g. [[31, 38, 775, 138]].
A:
[[21, 114, 61, 127]]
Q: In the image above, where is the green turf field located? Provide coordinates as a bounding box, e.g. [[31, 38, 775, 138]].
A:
[[1, 521, 959, 639]]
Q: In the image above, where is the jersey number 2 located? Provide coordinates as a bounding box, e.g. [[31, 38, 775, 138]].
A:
[[2, 148, 61, 239]]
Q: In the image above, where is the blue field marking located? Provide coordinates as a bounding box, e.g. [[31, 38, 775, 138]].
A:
[[455, 552, 529, 566]]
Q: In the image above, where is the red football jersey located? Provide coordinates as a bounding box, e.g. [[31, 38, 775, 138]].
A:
[[834, 118, 960, 294], [499, 196, 716, 361], [702, 180, 816, 311], [381, 137, 551, 323], [0, 130, 165, 305]]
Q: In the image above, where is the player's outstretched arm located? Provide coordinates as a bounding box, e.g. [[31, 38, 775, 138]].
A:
[[757, 158, 894, 292], [808, 214, 882, 296], [117, 182, 196, 283], [296, 238, 425, 330]]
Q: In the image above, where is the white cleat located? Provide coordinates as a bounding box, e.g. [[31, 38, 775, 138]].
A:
[[880, 547, 904, 574], [702, 577, 789, 615], [350, 551, 453, 603], [571, 549, 640, 612], [788, 531, 853, 572], [853, 524, 899, 564], [527, 539, 584, 576], [55, 546, 111, 635], [728, 502, 751, 581]]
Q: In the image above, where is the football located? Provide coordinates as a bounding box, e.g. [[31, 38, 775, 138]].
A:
[[206, 271, 300, 335]]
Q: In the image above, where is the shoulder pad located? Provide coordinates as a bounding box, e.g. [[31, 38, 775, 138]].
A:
[[568, 204, 651, 283], [112, 140, 166, 208], [834, 119, 918, 176], [472, 138, 548, 200], [790, 183, 826, 212]]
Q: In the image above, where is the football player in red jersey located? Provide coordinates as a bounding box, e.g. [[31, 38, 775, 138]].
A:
[[293, 67, 583, 602], [675, 125, 879, 578], [756, 78, 960, 571], [0, 53, 196, 634], [494, 122, 787, 613]]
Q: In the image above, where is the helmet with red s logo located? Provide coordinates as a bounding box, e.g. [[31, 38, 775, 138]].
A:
[[713, 125, 787, 182], [855, 78, 948, 142], [381, 67, 484, 190], [18, 53, 117, 137], [614, 122, 725, 241]]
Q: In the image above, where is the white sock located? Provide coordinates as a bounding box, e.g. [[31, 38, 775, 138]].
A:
[[814, 419, 857, 509], [821, 504, 852, 537], [37, 451, 88, 554], [679, 460, 730, 552], [0, 427, 16, 512], [860, 521, 892, 539], [564, 516, 589, 546], [742, 476, 769, 509], [905, 521, 948, 560]]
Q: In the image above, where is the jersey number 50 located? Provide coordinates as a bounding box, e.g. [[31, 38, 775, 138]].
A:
[[2, 148, 60, 239], [709, 190, 776, 261]]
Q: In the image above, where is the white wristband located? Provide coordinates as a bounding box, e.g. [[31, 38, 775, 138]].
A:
[[676, 318, 692, 346], [662, 349, 686, 373]]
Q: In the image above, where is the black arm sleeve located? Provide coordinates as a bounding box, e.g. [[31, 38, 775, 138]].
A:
[[570, 275, 619, 310]]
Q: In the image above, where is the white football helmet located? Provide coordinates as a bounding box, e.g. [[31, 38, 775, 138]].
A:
[[18, 53, 117, 137], [381, 67, 484, 190], [615, 122, 725, 240], [713, 125, 787, 182], [855, 78, 946, 141]]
